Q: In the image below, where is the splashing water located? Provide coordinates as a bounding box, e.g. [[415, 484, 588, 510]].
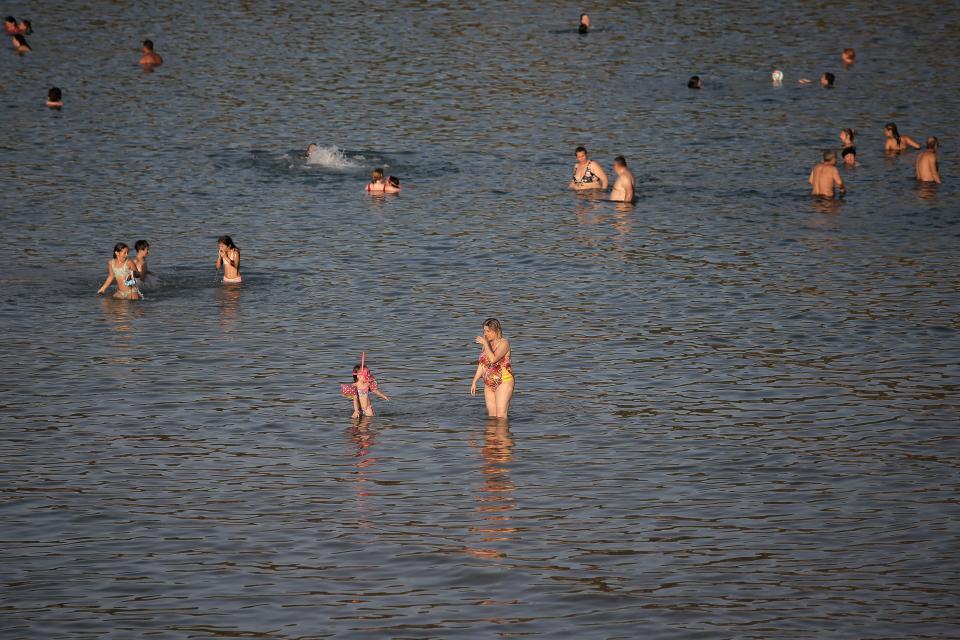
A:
[[305, 144, 361, 169]]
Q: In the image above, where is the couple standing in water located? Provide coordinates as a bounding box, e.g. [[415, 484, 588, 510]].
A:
[[569, 146, 635, 202]]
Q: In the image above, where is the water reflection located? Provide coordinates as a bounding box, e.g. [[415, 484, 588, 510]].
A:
[[217, 284, 242, 332], [346, 418, 378, 528], [100, 298, 144, 362], [466, 419, 516, 560], [915, 181, 938, 201], [810, 196, 843, 216]]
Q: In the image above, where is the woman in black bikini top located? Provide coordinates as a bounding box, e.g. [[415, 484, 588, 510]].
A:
[[569, 145, 608, 191]]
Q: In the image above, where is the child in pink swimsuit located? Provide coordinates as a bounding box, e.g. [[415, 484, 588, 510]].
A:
[[341, 363, 390, 418]]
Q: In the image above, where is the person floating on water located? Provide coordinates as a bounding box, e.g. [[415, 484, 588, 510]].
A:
[[12, 33, 30, 53], [365, 168, 400, 193], [569, 146, 608, 192], [809, 150, 846, 199], [915, 137, 941, 184], [46, 87, 63, 108], [839, 128, 857, 167], [842, 47, 855, 68], [471, 318, 515, 419], [610, 155, 635, 202], [132, 239, 150, 279], [341, 355, 390, 418], [798, 72, 833, 87], [139, 39, 162, 66], [687, 75, 702, 89], [884, 122, 920, 153], [97, 242, 142, 300], [578, 13, 590, 33], [216, 235, 241, 284]]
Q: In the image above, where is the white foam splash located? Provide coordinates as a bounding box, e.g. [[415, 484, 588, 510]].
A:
[[306, 144, 360, 169]]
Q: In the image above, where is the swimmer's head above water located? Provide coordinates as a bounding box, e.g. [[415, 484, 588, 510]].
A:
[[842, 48, 855, 65], [820, 72, 835, 87], [47, 86, 62, 108], [687, 75, 701, 89], [771, 69, 783, 83], [113, 242, 129, 260], [926, 136, 938, 150], [305, 143, 317, 157], [371, 167, 384, 183], [822, 149, 837, 164], [579, 13, 590, 30], [482, 317, 504, 340], [134, 239, 149, 255]]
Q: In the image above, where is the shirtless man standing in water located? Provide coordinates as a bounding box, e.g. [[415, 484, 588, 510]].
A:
[[915, 137, 941, 184], [609, 156, 635, 202], [139, 39, 163, 66], [809, 150, 845, 198]]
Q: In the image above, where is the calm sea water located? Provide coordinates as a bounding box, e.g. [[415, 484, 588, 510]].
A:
[[2, 1, 958, 638]]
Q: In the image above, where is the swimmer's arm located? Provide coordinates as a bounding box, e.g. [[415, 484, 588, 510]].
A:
[[373, 388, 390, 401], [215, 252, 223, 270], [808, 169, 815, 185], [352, 395, 360, 418], [833, 169, 846, 193], [904, 135, 921, 150], [623, 178, 634, 202], [97, 265, 114, 294], [930, 159, 941, 184], [593, 162, 609, 190], [470, 363, 484, 394]]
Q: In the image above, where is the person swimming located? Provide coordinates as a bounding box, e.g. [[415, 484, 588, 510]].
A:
[[16, 18, 31, 35], [839, 128, 856, 167], [12, 33, 30, 52], [3, 16, 17, 35], [842, 47, 855, 67], [216, 235, 241, 284], [578, 13, 590, 33], [139, 39, 163, 66], [305, 143, 318, 159], [46, 87, 63, 108], [341, 360, 390, 418], [569, 146, 608, 191], [365, 168, 400, 193], [132, 239, 150, 279], [884, 122, 921, 153], [687, 75, 702, 89], [97, 243, 142, 300]]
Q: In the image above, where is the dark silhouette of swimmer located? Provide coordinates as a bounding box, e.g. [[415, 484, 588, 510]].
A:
[[578, 13, 589, 33], [12, 33, 30, 52], [3, 16, 16, 35], [687, 75, 702, 89], [820, 72, 835, 87], [47, 87, 63, 108]]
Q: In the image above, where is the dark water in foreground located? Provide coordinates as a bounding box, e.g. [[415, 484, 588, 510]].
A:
[[1, 1, 958, 638]]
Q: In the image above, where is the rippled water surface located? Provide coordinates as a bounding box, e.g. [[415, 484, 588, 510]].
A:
[[2, 1, 959, 638]]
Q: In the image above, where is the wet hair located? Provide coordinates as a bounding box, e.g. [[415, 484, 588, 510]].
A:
[[843, 47, 855, 59], [885, 123, 901, 145], [217, 235, 236, 249], [388, 175, 400, 188], [134, 239, 149, 252], [578, 23, 588, 34], [687, 75, 701, 89], [142, 39, 154, 50], [113, 242, 129, 257], [352, 364, 362, 381], [822, 72, 835, 86], [4, 17, 14, 24], [926, 136, 938, 149], [18, 19, 30, 34], [841, 128, 856, 143], [614, 155, 627, 167], [48, 87, 62, 102], [483, 318, 503, 337], [371, 168, 384, 182], [13, 33, 29, 48], [823, 149, 836, 162], [574, 146, 587, 156]]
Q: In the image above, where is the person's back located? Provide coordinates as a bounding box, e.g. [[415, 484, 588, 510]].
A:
[[809, 150, 845, 198], [139, 39, 163, 66], [915, 137, 941, 184], [610, 156, 634, 202]]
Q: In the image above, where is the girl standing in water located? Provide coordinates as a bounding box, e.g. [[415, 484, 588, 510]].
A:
[[342, 359, 390, 418], [97, 243, 142, 300], [216, 235, 241, 284], [470, 318, 515, 419]]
